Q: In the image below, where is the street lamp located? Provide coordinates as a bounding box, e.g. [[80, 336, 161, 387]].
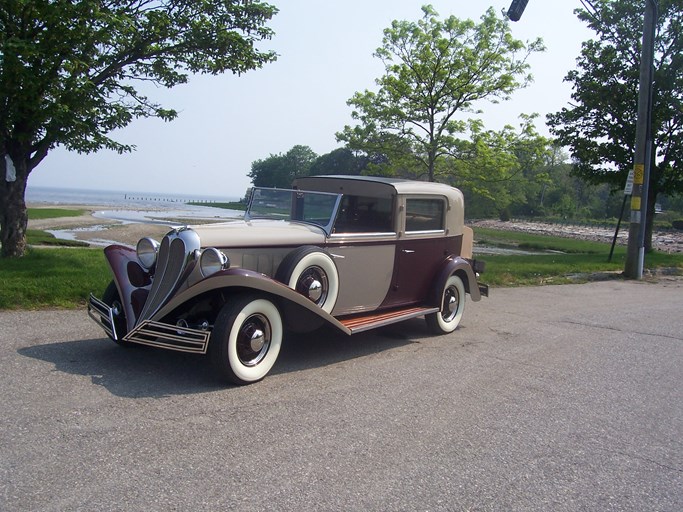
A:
[[507, 0, 529, 22]]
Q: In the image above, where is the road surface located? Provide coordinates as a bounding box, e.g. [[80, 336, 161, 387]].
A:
[[1, 278, 682, 511]]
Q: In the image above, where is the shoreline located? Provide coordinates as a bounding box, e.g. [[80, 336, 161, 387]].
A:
[[27, 203, 242, 248], [27, 204, 683, 253]]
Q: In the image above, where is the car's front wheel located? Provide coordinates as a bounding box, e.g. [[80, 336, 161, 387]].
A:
[[209, 295, 283, 385], [425, 274, 466, 334]]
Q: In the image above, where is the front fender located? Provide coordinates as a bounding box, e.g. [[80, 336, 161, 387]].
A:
[[430, 256, 482, 307], [151, 267, 353, 335], [103, 245, 152, 331]]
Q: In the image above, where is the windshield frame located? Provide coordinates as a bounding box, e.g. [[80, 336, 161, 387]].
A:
[[245, 187, 343, 235]]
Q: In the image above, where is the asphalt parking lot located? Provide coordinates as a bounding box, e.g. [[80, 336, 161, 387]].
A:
[[1, 278, 682, 511]]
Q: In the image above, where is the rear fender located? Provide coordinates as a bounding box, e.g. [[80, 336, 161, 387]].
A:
[[430, 256, 482, 308]]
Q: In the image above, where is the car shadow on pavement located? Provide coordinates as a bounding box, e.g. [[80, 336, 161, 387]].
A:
[[18, 318, 430, 397], [272, 318, 428, 376]]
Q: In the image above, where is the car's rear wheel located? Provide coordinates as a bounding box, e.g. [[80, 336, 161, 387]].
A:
[[275, 246, 339, 314], [209, 295, 283, 385], [425, 274, 466, 334], [102, 280, 133, 346]]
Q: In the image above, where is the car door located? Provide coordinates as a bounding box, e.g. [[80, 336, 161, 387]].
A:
[[382, 196, 453, 307]]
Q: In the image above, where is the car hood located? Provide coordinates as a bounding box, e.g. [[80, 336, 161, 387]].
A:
[[188, 219, 327, 248]]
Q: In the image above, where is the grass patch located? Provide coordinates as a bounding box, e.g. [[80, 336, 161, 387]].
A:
[[476, 228, 683, 286], [475, 227, 610, 254], [28, 207, 85, 220], [1, 227, 681, 310], [0, 247, 110, 309], [27, 229, 89, 247]]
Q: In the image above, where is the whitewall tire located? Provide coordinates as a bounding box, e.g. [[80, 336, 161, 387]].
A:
[[210, 295, 283, 385], [425, 274, 466, 334]]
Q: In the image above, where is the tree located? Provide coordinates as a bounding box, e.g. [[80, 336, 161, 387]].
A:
[[442, 115, 551, 219], [337, 5, 544, 182], [248, 145, 317, 187], [308, 148, 368, 176], [547, 0, 683, 251], [0, 0, 278, 257]]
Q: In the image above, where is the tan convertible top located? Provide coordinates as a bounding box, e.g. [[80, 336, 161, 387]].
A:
[[294, 175, 463, 201], [293, 175, 465, 233]]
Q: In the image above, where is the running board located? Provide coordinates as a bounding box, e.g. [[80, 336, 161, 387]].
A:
[[338, 306, 439, 334]]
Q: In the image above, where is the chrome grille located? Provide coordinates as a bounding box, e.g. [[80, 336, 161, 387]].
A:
[[138, 228, 200, 322]]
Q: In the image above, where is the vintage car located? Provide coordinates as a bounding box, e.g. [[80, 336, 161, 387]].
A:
[[88, 175, 488, 385]]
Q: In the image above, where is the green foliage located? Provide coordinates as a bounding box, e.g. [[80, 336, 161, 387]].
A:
[[0, 0, 278, 157], [308, 148, 368, 177], [444, 115, 551, 219], [249, 145, 373, 187], [248, 145, 318, 188], [337, 5, 544, 182], [547, 0, 683, 239], [0, 247, 110, 309], [1, 0, 278, 257]]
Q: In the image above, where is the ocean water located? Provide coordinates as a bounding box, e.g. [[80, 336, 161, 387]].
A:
[[26, 185, 245, 225], [26, 185, 239, 208]]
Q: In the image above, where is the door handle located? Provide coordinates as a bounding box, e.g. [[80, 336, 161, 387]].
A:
[[401, 249, 415, 253]]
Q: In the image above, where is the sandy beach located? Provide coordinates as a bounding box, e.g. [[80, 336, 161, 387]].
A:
[[28, 204, 235, 247]]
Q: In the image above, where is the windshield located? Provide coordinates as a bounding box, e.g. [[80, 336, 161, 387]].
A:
[[246, 188, 341, 233]]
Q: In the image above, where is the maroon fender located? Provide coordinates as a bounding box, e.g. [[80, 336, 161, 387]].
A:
[[430, 256, 482, 309], [103, 245, 152, 331]]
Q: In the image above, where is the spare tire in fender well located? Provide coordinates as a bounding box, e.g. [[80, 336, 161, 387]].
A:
[[275, 245, 339, 314]]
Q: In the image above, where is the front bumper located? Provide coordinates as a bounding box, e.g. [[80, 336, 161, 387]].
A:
[[87, 293, 211, 354]]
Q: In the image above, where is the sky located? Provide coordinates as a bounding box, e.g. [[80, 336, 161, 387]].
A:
[[29, 0, 594, 199]]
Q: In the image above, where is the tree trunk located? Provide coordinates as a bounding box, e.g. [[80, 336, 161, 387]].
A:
[[0, 154, 29, 258]]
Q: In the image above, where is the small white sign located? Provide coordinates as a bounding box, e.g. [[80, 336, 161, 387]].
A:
[[624, 169, 634, 196]]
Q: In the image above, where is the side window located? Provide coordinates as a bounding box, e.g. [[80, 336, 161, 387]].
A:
[[333, 195, 394, 233], [405, 198, 445, 232]]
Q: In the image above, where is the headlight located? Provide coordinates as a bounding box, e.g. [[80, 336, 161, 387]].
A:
[[199, 248, 229, 277], [136, 237, 159, 270]]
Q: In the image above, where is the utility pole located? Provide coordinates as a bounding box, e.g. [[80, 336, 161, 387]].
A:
[[624, 1, 657, 279]]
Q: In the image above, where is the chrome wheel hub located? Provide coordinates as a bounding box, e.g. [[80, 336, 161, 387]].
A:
[[250, 328, 265, 352], [236, 314, 271, 367], [441, 286, 460, 322], [296, 266, 329, 305]]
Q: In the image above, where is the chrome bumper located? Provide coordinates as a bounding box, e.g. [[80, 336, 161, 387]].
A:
[[87, 294, 211, 354], [88, 293, 118, 340], [124, 319, 211, 354]]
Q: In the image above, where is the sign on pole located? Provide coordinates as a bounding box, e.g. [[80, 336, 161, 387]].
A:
[[624, 169, 634, 196]]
